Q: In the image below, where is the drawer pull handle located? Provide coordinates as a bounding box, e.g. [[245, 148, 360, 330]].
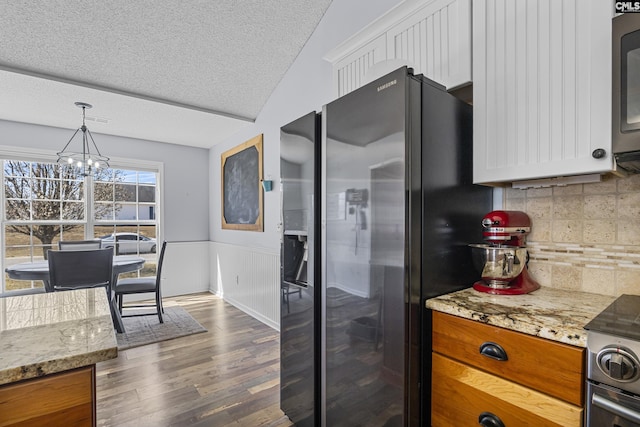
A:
[[479, 412, 505, 427], [479, 342, 508, 361]]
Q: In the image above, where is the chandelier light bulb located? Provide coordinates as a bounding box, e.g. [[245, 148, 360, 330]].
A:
[[77, 160, 83, 168], [94, 162, 100, 169], [87, 158, 93, 165]]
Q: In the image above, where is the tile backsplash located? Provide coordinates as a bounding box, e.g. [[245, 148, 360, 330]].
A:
[[504, 173, 640, 297]]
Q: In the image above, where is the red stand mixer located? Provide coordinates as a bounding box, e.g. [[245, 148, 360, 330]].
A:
[[469, 210, 541, 295]]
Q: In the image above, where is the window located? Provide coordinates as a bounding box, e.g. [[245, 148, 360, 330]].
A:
[[93, 169, 158, 259], [2, 159, 159, 293]]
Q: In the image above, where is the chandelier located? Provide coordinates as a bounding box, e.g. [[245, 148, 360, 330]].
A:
[[57, 102, 110, 176]]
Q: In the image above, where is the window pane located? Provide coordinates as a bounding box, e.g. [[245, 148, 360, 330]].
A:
[[32, 178, 59, 200], [94, 182, 114, 202], [4, 161, 30, 177], [94, 202, 114, 220], [116, 203, 137, 220], [120, 170, 137, 183], [115, 183, 136, 202], [58, 225, 86, 245], [31, 225, 59, 255], [5, 200, 30, 220], [5, 225, 34, 258], [32, 201, 61, 220], [138, 172, 156, 185], [5, 224, 57, 261], [4, 177, 31, 199], [62, 201, 84, 220], [138, 185, 155, 203], [30, 163, 57, 178], [138, 204, 156, 220], [139, 224, 156, 239], [94, 168, 116, 183], [94, 224, 157, 260], [3, 225, 42, 291], [94, 225, 115, 239], [61, 180, 84, 201], [139, 225, 158, 275]]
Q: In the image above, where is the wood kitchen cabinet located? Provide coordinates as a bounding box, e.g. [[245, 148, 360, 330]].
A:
[[0, 366, 96, 426], [431, 311, 584, 427], [472, 0, 613, 185]]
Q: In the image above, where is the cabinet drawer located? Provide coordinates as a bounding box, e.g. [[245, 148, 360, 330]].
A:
[[432, 353, 583, 427], [432, 311, 584, 406], [0, 366, 96, 426]]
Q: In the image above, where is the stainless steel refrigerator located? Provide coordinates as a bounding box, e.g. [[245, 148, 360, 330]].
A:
[[280, 112, 321, 427], [320, 67, 492, 426]]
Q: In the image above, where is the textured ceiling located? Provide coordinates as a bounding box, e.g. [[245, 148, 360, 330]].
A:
[[0, 0, 333, 148]]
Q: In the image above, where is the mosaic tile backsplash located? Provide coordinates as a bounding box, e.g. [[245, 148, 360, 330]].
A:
[[504, 173, 640, 297]]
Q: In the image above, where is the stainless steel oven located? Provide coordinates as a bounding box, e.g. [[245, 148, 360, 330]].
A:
[[585, 295, 640, 426]]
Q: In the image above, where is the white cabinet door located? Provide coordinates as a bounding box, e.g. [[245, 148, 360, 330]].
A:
[[386, 0, 471, 90], [326, 0, 472, 98], [473, 0, 613, 185], [333, 34, 387, 98]]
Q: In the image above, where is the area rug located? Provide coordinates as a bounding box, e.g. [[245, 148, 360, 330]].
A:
[[116, 306, 207, 350]]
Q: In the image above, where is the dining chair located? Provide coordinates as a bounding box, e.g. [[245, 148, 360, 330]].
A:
[[114, 241, 166, 324], [48, 248, 113, 292], [58, 239, 102, 251]]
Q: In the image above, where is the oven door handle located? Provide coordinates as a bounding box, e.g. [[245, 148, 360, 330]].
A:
[[592, 392, 640, 424]]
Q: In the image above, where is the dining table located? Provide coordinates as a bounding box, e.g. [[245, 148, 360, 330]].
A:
[[5, 255, 145, 333]]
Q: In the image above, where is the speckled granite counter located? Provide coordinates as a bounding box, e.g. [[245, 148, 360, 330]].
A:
[[426, 287, 617, 347], [0, 288, 117, 385]]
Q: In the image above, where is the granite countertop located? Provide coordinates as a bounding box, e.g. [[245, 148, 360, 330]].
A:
[[0, 288, 117, 385], [426, 286, 617, 347]]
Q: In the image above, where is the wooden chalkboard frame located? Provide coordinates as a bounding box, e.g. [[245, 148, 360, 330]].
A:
[[221, 134, 264, 231]]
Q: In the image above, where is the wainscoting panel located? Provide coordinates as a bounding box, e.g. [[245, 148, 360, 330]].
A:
[[210, 242, 280, 330], [162, 241, 211, 297]]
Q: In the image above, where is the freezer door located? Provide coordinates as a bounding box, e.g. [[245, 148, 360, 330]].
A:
[[322, 67, 409, 427]]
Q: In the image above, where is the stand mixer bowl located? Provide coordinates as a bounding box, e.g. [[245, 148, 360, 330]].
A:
[[469, 243, 527, 288]]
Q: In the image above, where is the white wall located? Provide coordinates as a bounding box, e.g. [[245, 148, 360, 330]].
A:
[[209, 0, 405, 327]]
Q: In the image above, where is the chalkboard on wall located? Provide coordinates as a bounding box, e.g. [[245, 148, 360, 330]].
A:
[[221, 134, 264, 231]]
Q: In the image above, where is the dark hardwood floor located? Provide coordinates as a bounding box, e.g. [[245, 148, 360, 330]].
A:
[[96, 293, 294, 427]]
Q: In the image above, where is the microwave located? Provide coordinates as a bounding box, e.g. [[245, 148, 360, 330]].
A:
[[613, 12, 640, 172]]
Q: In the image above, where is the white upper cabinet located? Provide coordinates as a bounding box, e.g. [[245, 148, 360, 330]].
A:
[[325, 0, 472, 98], [473, 0, 613, 185], [332, 34, 388, 98]]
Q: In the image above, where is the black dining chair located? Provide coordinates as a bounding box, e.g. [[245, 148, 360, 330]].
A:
[[48, 248, 113, 292], [58, 239, 102, 251], [114, 241, 166, 324]]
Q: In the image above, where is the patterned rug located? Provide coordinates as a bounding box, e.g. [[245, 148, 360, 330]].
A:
[[116, 306, 207, 350]]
